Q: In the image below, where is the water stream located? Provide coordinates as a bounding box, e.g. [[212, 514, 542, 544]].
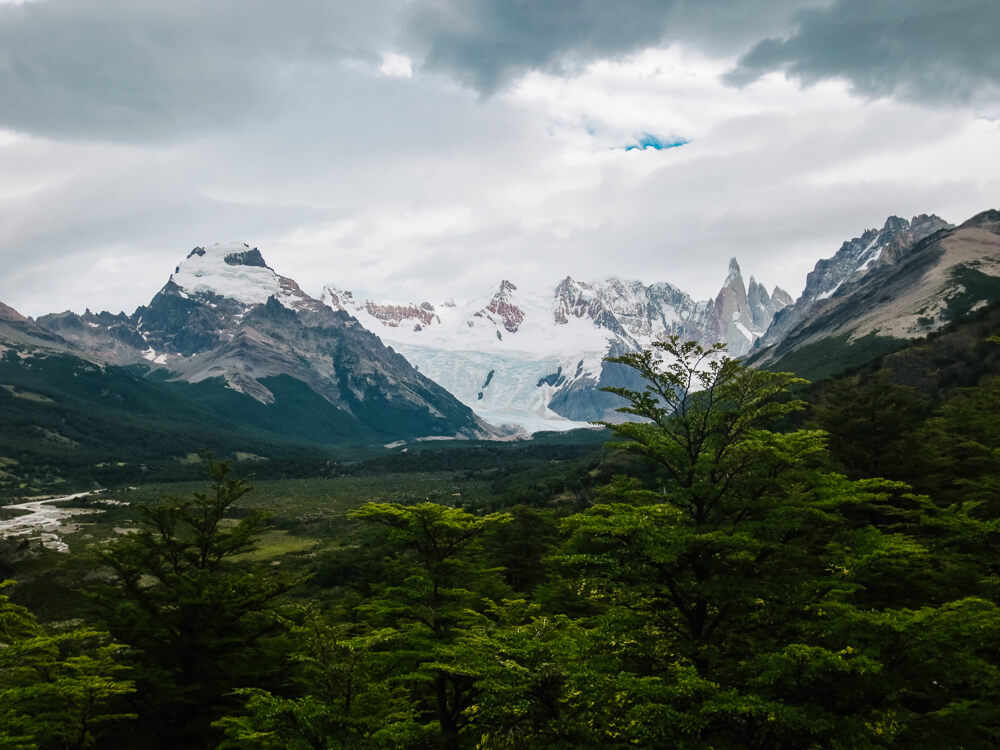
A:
[[0, 491, 99, 552]]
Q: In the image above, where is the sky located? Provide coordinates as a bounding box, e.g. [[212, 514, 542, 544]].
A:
[[1, 0, 999, 317]]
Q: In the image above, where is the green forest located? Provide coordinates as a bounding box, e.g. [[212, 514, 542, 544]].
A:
[[3, 331, 1000, 749]]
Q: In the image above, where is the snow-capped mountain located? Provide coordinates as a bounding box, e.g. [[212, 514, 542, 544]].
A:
[[322, 260, 791, 431], [750, 211, 1000, 376], [29, 243, 490, 442]]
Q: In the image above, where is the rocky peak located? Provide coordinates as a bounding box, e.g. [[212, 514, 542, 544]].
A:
[[882, 215, 909, 234], [475, 280, 525, 334], [771, 286, 793, 308], [957, 209, 1000, 231], [0, 301, 27, 322], [725, 257, 742, 285], [754, 212, 956, 355], [799, 213, 952, 304], [363, 300, 439, 330], [320, 285, 441, 331], [223, 246, 269, 268], [746, 276, 773, 329], [709, 257, 755, 353]]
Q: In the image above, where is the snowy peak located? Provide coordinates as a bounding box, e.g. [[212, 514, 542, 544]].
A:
[[321, 286, 443, 332], [599, 278, 690, 342], [321, 286, 355, 311], [550, 277, 606, 332], [171, 242, 283, 306], [14, 243, 489, 441], [323, 264, 780, 360], [475, 280, 525, 333], [553, 276, 588, 324], [168, 242, 320, 314], [552, 276, 699, 344]]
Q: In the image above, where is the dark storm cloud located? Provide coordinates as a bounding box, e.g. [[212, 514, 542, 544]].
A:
[[0, 0, 398, 142], [726, 0, 1000, 107], [5, 0, 994, 147], [404, 0, 809, 93]]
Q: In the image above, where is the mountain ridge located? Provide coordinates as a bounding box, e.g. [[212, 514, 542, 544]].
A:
[[8, 243, 491, 446], [749, 210, 1000, 379], [322, 260, 790, 430]]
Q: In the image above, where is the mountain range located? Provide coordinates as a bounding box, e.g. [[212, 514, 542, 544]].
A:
[[323, 260, 792, 429], [3, 209, 1000, 474]]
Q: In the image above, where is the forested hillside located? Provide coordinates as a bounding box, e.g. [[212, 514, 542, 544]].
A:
[[4, 332, 1000, 749]]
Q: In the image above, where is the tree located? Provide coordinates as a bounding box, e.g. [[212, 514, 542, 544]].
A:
[[93, 460, 299, 748], [588, 337, 827, 673], [810, 369, 930, 481], [215, 611, 420, 750], [219, 502, 521, 750], [553, 337, 991, 748], [0, 581, 134, 749], [920, 375, 1000, 511], [347, 502, 511, 750]]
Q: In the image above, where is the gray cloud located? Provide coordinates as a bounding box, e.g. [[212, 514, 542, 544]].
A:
[[5, 0, 995, 148], [0, 0, 399, 141], [404, 0, 808, 93], [0, 0, 997, 324], [726, 0, 1000, 108]]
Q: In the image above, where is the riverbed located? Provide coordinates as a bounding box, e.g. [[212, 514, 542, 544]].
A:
[[0, 492, 99, 552]]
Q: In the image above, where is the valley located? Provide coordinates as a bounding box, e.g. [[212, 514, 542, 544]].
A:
[[4, 224, 1000, 746], [6, 316, 1000, 748], [4, 2, 1000, 745]]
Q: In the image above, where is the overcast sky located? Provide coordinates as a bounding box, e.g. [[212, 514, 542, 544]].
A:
[[2, 0, 998, 317]]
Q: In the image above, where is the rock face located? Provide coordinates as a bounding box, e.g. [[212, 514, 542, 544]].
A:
[[474, 280, 524, 335], [0, 302, 76, 351], [751, 211, 1000, 375], [22, 243, 489, 442], [755, 214, 952, 354], [322, 261, 790, 431]]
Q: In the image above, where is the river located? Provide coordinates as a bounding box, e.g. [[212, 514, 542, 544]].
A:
[[0, 491, 98, 553]]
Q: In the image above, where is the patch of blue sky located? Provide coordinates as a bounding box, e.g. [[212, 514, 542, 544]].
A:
[[623, 134, 689, 151]]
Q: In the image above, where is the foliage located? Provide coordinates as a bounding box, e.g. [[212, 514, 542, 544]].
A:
[[347, 502, 512, 749], [810, 368, 930, 480], [92, 460, 300, 748], [11, 330, 1000, 748], [543, 336, 1000, 748], [0, 581, 134, 750], [215, 612, 420, 749]]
